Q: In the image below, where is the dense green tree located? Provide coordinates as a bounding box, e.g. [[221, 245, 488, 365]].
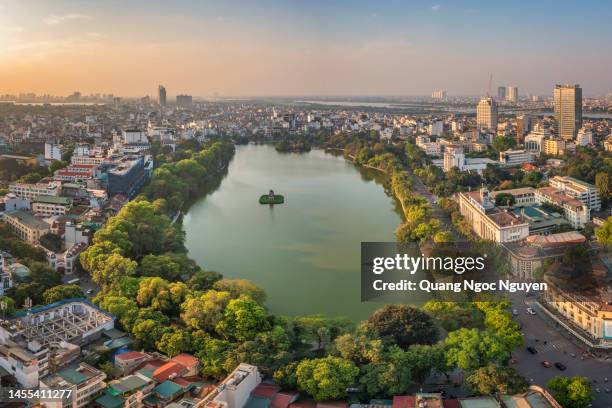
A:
[[405, 343, 447, 384], [187, 270, 223, 291], [212, 279, 267, 305], [444, 328, 511, 371], [91, 253, 137, 290], [595, 216, 612, 245], [216, 296, 270, 341], [156, 327, 192, 357], [547, 376, 593, 408], [294, 315, 353, 351], [132, 318, 166, 350], [93, 200, 184, 258], [422, 301, 484, 332], [522, 171, 543, 187], [492, 136, 516, 152], [43, 284, 84, 304], [335, 324, 384, 365], [194, 334, 237, 379], [139, 254, 182, 280], [359, 346, 412, 398], [180, 290, 232, 331], [273, 362, 299, 390], [224, 326, 292, 376], [296, 356, 359, 401], [366, 305, 439, 349], [595, 172, 611, 203], [136, 277, 187, 314], [466, 365, 528, 395]]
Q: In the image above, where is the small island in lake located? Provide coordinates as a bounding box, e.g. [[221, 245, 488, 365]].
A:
[[259, 189, 285, 204]]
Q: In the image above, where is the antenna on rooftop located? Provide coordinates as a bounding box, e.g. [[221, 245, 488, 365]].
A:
[[487, 73, 493, 97]]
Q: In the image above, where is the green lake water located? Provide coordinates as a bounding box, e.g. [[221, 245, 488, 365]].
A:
[[183, 144, 404, 321]]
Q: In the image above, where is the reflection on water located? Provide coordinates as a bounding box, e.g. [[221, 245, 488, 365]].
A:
[[183, 144, 404, 321]]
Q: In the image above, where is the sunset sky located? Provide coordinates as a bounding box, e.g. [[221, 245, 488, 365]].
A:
[[1, 0, 611, 97]]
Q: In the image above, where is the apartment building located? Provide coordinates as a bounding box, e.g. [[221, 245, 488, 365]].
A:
[[32, 195, 72, 216], [2, 210, 50, 244], [457, 189, 530, 243], [9, 182, 61, 199], [499, 149, 535, 166], [534, 187, 589, 228], [71, 155, 107, 166], [543, 138, 576, 156], [549, 175, 601, 211], [195, 363, 262, 408], [415, 136, 442, 156], [40, 363, 107, 408]]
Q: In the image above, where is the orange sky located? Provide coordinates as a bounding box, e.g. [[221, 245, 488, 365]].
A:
[[2, 1, 612, 97]]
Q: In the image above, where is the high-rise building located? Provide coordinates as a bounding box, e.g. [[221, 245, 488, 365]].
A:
[[176, 94, 193, 107], [515, 113, 533, 144], [506, 86, 518, 102], [476, 97, 497, 131], [158, 85, 167, 107], [431, 90, 446, 100], [554, 84, 582, 141], [497, 86, 506, 101]]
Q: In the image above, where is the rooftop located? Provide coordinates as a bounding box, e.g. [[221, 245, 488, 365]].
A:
[[3, 210, 49, 230], [154, 380, 184, 398], [33, 195, 71, 205], [536, 187, 584, 209]]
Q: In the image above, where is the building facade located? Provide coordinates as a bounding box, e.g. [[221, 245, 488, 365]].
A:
[[549, 175, 601, 211], [554, 84, 582, 141], [476, 97, 498, 131], [457, 189, 530, 243]]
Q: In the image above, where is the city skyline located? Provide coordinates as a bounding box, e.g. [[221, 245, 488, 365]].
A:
[[1, 0, 612, 97]]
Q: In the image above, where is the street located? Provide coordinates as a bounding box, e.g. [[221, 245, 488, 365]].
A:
[[510, 293, 612, 407]]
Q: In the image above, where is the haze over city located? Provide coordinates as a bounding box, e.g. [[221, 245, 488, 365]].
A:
[[2, 0, 612, 97]]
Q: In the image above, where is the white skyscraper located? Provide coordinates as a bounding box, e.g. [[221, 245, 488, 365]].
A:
[[506, 86, 518, 102]]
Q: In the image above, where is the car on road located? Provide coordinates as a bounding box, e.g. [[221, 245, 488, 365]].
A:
[[526, 307, 536, 315], [541, 361, 551, 368], [86, 289, 94, 295], [512, 309, 519, 316], [526, 346, 538, 354], [554, 362, 567, 371]]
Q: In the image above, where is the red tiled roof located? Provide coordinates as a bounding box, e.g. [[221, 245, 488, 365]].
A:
[[171, 353, 199, 369], [289, 400, 316, 408], [315, 403, 348, 408], [116, 351, 147, 361], [152, 361, 187, 382], [252, 383, 280, 398], [271, 391, 300, 408], [392, 396, 416, 408]]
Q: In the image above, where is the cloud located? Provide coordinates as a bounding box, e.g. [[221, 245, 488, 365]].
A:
[[43, 13, 92, 25], [4, 26, 25, 33], [85, 32, 107, 39], [431, 5, 441, 11]]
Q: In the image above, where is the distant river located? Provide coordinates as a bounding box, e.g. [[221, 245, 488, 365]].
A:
[[183, 144, 404, 321]]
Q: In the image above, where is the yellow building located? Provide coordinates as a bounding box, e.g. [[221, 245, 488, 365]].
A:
[[542, 138, 576, 156], [2, 210, 50, 244], [541, 263, 612, 348]]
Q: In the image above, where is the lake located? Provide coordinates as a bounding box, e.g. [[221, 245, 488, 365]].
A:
[[183, 144, 404, 321]]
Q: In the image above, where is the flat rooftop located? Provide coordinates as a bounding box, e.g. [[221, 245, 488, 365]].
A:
[[4, 210, 49, 229]]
